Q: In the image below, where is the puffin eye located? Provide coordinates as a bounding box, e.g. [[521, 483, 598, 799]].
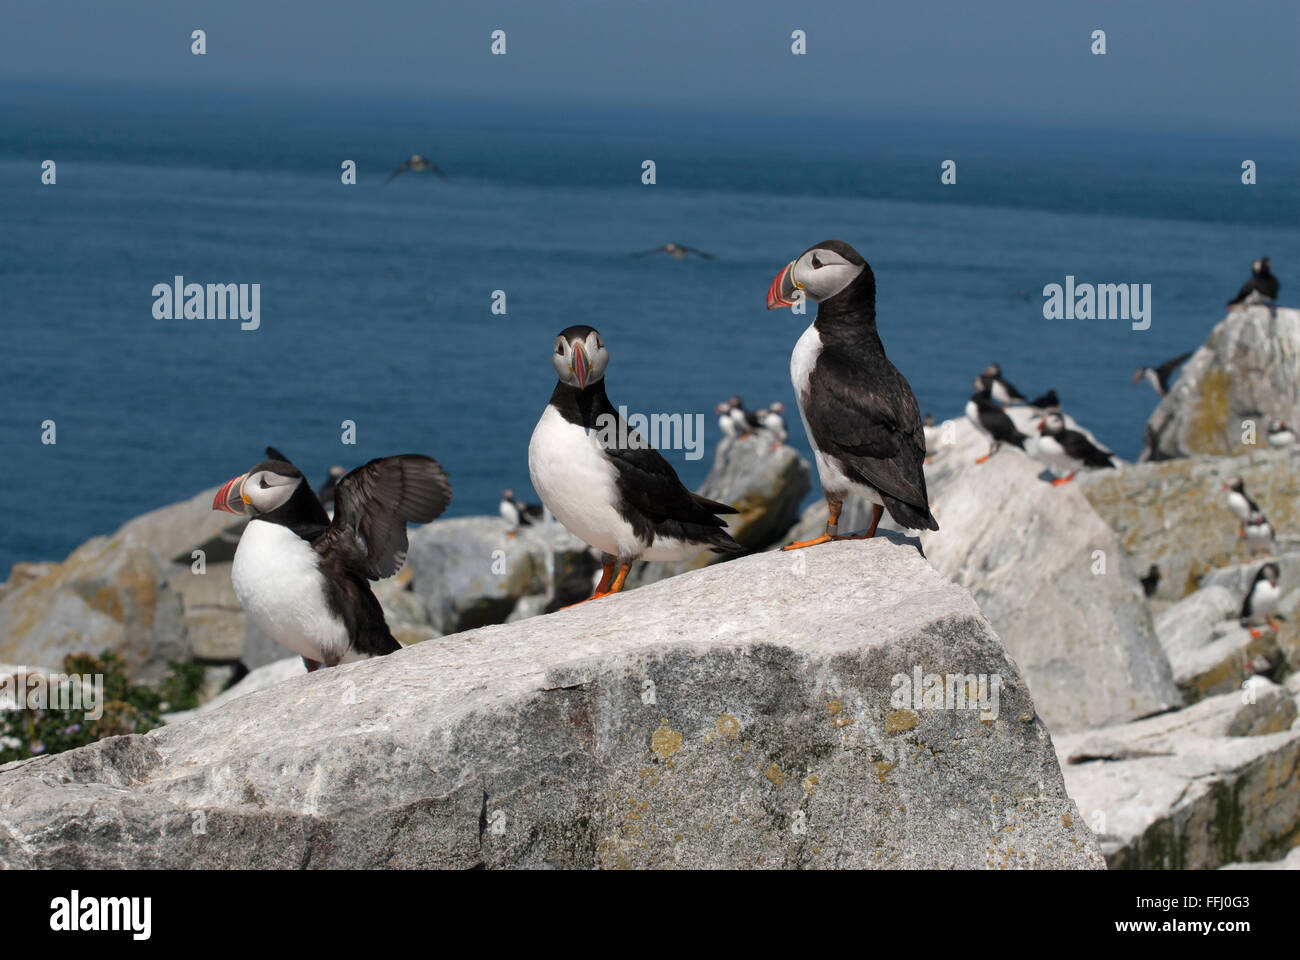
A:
[[811, 254, 823, 269], [556, 341, 565, 355], [259, 476, 269, 489]]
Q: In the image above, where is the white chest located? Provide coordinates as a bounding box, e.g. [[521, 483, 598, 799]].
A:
[[528, 404, 644, 559], [1226, 492, 1252, 522], [231, 520, 349, 663]]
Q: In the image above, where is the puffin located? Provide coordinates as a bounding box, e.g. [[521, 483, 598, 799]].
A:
[[1033, 412, 1115, 485], [632, 242, 715, 260], [967, 376, 1028, 463], [528, 325, 744, 601], [715, 400, 740, 440], [1227, 258, 1279, 308], [500, 488, 543, 537], [727, 396, 762, 439], [1240, 562, 1281, 638], [982, 363, 1028, 407], [1132, 352, 1193, 397], [1222, 476, 1263, 526], [759, 402, 788, 447], [1028, 389, 1061, 413], [766, 239, 937, 546], [1268, 420, 1296, 447], [386, 154, 448, 183], [1243, 510, 1275, 556], [213, 453, 451, 670]]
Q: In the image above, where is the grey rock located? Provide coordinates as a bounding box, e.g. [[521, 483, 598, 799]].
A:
[[163, 657, 306, 724], [872, 411, 1180, 735], [405, 516, 593, 634], [1141, 306, 1300, 461], [0, 540, 1103, 870], [1081, 448, 1300, 603], [1057, 680, 1300, 869], [1219, 846, 1300, 870], [1154, 585, 1274, 702]]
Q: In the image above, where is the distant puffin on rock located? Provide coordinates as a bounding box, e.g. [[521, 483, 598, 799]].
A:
[[1240, 562, 1281, 638], [1227, 257, 1279, 309], [1132, 352, 1193, 397], [981, 363, 1028, 407], [214, 453, 451, 670], [966, 376, 1028, 464], [499, 488, 543, 536], [528, 325, 744, 603], [1033, 412, 1115, 486], [766, 239, 937, 546]]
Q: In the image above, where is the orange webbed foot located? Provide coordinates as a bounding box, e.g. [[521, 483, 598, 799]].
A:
[[783, 534, 832, 551]]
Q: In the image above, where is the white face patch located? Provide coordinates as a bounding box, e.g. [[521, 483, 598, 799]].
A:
[[243, 470, 300, 514], [552, 330, 610, 387], [789, 247, 864, 303]]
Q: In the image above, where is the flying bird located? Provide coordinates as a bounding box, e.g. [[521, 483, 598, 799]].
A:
[[767, 239, 937, 547], [1132, 352, 1193, 396], [528, 325, 744, 602], [1033, 412, 1115, 486], [632, 243, 715, 260], [967, 376, 1028, 464], [386, 154, 448, 183], [213, 453, 451, 670], [1227, 257, 1279, 308]]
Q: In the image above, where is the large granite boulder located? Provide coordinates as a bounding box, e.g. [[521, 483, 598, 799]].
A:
[[1058, 676, 1300, 870], [1081, 448, 1299, 603], [1153, 585, 1280, 703], [810, 410, 1180, 736], [0, 539, 1103, 870], [1141, 306, 1300, 461]]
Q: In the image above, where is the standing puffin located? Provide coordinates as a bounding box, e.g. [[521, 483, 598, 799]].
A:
[[1033, 412, 1115, 485], [1227, 258, 1279, 308], [1243, 510, 1275, 556], [528, 325, 744, 602], [1268, 420, 1296, 447], [981, 363, 1028, 407], [759, 402, 788, 448], [766, 239, 937, 546], [1222, 476, 1263, 528], [499, 488, 543, 537], [213, 454, 451, 670], [967, 376, 1028, 463], [1240, 562, 1281, 638]]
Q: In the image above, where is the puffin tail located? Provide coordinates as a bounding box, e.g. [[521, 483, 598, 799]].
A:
[[886, 497, 939, 533]]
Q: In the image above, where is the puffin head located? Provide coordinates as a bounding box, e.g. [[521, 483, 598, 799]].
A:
[[552, 325, 609, 390], [766, 240, 867, 310], [213, 459, 306, 516], [1255, 258, 1270, 276], [1222, 475, 1244, 493], [1038, 413, 1065, 435], [1260, 562, 1280, 587], [982, 363, 1003, 379]]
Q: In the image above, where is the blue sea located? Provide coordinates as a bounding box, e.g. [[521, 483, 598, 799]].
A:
[[3, 83, 1298, 573]]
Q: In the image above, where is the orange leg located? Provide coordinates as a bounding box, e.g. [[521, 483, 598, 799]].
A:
[[506, 530, 518, 539], [1050, 471, 1077, 487], [975, 444, 995, 464], [561, 560, 616, 609], [785, 498, 884, 549], [608, 564, 632, 593]]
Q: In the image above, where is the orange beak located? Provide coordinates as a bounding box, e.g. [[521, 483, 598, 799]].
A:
[[766, 261, 799, 310], [213, 474, 248, 514]]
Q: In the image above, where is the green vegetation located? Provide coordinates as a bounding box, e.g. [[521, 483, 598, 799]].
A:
[[0, 651, 204, 765]]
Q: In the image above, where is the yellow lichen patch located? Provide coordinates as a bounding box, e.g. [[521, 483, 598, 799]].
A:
[[828, 700, 853, 728], [873, 761, 895, 783], [885, 709, 919, 733], [650, 723, 682, 759], [1188, 367, 1233, 455], [802, 775, 819, 794], [716, 713, 740, 740], [764, 763, 786, 787], [1062, 812, 1073, 828]]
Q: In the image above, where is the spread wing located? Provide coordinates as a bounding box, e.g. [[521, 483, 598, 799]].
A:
[[682, 246, 715, 259], [631, 247, 667, 258], [1156, 351, 1192, 382], [314, 454, 452, 579], [804, 352, 931, 513], [385, 161, 412, 183]]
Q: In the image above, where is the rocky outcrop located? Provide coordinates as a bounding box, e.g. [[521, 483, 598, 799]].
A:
[[1081, 448, 1299, 603], [1057, 676, 1300, 869], [0, 540, 1103, 870], [806, 410, 1179, 736], [1141, 306, 1300, 461]]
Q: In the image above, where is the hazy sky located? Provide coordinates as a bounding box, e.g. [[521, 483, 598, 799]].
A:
[[2, 0, 1296, 134]]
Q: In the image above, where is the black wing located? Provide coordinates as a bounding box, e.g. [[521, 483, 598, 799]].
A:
[[804, 351, 937, 529], [1155, 351, 1193, 391], [682, 246, 715, 259], [977, 401, 1026, 448], [314, 454, 453, 579], [631, 247, 667, 258], [998, 377, 1028, 403], [1057, 428, 1114, 468], [600, 429, 742, 551], [1029, 389, 1059, 409], [385, 161, 412, 183]]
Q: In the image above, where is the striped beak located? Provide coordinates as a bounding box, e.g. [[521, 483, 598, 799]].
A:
[[213, 473, 249, 515], [571, 343, 589, 390], [766, 260, 800, 309]]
